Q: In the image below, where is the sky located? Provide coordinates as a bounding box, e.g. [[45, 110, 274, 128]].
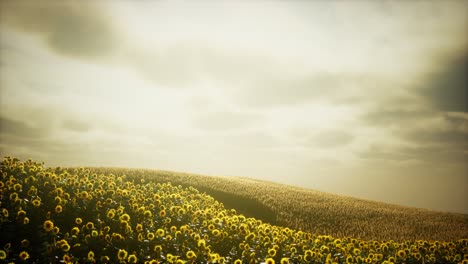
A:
[[0, 0, 467, 214]]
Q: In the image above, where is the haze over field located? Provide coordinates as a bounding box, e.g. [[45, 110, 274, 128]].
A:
[[0, 1, 467, 213]]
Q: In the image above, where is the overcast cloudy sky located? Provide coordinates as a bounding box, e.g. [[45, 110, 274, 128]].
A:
[[1, 0, 467, 213]]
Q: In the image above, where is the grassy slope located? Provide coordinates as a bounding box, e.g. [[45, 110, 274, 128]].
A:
[[91, 167, 468, 242]]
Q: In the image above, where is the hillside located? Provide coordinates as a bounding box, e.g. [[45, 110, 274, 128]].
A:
[[91, 167, 468, 242], [1, 157, 467, 264]]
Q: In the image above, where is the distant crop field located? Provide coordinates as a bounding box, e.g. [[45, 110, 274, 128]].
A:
[[1, 157, 467, 263]]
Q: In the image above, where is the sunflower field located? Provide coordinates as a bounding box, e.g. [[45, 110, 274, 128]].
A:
[[0, 156, 467, 264]]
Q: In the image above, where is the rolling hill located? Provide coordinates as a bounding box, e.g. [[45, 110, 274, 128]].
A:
[[92, 167, 468, 242], [1, 156, 467, 264]]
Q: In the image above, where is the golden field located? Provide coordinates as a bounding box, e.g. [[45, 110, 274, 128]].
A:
[[1, 157, 467, 263], [94, 168, 468, 242]]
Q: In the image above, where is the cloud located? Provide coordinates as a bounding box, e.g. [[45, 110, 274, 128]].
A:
[[358, 144, 468, 165], [308, 130, 355, 149], [235, 74, 346, 108], [122, 43, 282, 90], [0, 0, 116, 59], [359, 107, 468, 164], [415, 53, 468, 112], [1, 1, 467, 213], [0, 116, 50, 139], [61, 119, 93, 133], [361, 109, 431, 127], [193, 110, 263, 131], [402, 125, 468, 149]]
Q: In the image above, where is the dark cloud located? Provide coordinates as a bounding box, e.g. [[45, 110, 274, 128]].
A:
[[0, 0, 116, 59], [360, 110, 468, 165], [0, 115, 126, 167], [444, 113, 468, 129], [0, 132, 96, 166], [402, 128, 468, 149], [402, 114, 468, 147], [358, 145, 411, 162], [416, 53, 468, 112], [361, 109, 431, 126], [358, 144, 468, 165], [0, 116, 50, 138]]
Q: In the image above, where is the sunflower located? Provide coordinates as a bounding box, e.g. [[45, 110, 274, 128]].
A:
[[88, 251, 95, 261], [159, 210, 166, 218], [234, 260, 242, 264], [321, 245, 330, 254], [9, 192, 18, 201], [43, 220, 54, 232], [136, 223, 143, 232], [55, 205, 63, 214], [280, 258, 290, 264], [413, 253, 421, 260], [86, 222, 94, 230], [1, 208, 8, 217], [107, 210, 115, 219], [19, 251, 30, 261], [137, 233, 144, 241], [304, 254, 313, 262], [63, 254, 72, 263], [3, 243, 11, 250], [209, 253, 219, 263], [212, 229, 221, 236], [54, 196, 62, 204], [397, 250, 406, 258], [61, 242, 71, 252], [0, 250, 6, 260], [30, 196, 41, 206], [156, 228, 165, 237], [290, 246, 297, 254], [268, 248, 277, 257], [265, 257, 275, 264], [100, 256, 110, 263], [23, 217, 30, 224], [14, 184, 22, 192], [17, 209, 26, 218], [71, 227, 80, 236], [186, 250, 196, 259], [198, 239, 206, 248], [75, 218, 83, 225], [167, 253, 176, 263], [118, 249, 128, 261], [144, 210, 153, 218], [154, 245, 162, 252], [21, 239, 29, 248], [80, 191, 89, 199]]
